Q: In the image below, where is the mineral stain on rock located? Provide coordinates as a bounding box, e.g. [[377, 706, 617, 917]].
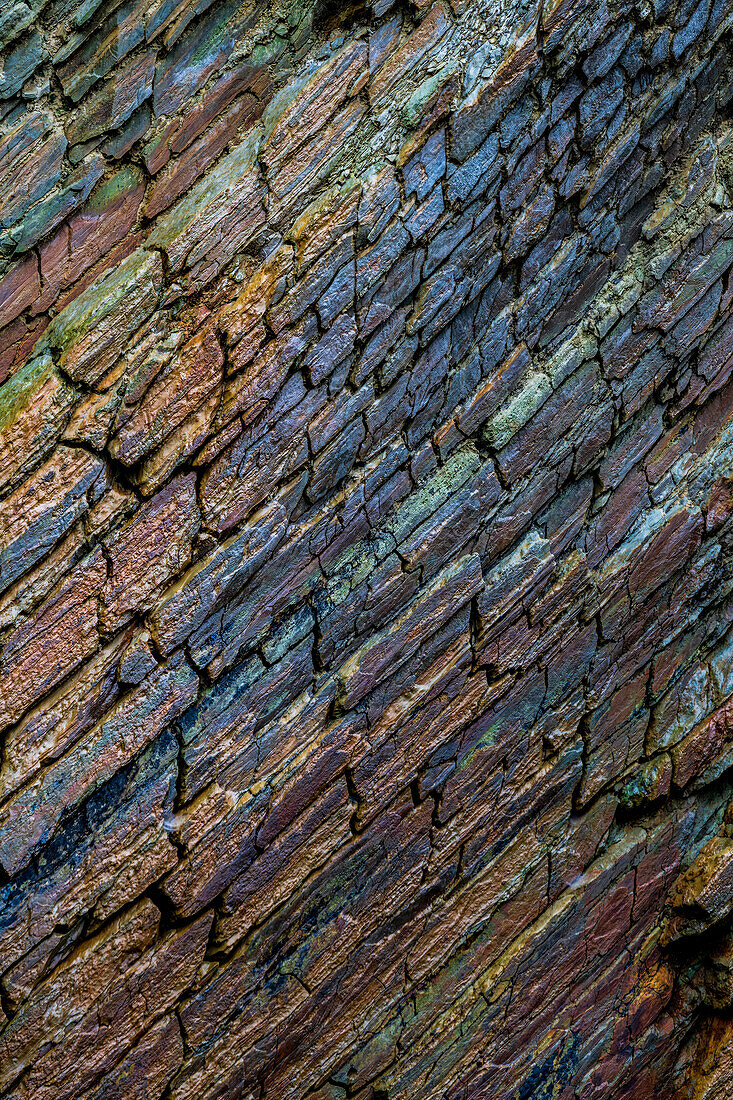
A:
[[0, 0, 733, 1096]]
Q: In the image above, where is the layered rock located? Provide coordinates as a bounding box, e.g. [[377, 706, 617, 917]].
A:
[[1, 0, 733, 1096]]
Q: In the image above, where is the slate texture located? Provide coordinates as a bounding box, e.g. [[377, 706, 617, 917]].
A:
[[1, 0, 733, 1097]]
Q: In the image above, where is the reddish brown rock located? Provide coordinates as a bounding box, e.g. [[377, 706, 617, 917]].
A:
[[101, 474, 200, 628], [110, 319, 223, 471], [0, 548, 106, 740], [34, 168, 146, 315]]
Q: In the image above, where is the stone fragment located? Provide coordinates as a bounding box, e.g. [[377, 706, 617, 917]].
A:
[[66, 50, 155, 146], [666, 837, 733, 940], [78, 1015, 184, 1100], [0, 651, 198, 874], [578, 69, 624, 148], [402, 127, 447, 201], [56, 0, 148, 102], [199, 382, 321, 534], [0, 111, 65, 230], [337, 553, 483, 708], [0, 253, 40, 329], [142, 93, 262, 219], [1, 900, 210, 1100], [0, 445, 105, 595], [0, 632, 130, 801], [0, 27, 45, 96], [102, 473, 199, 627], [146, 126, 266, 291], [0, 548, 106, 740], [110, 320, 223, 467], [44, 250, 164, 388], [0, 729, 177, 976], [34, 167, 146, 314]]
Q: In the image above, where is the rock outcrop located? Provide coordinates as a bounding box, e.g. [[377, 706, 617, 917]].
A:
[[1, 0, 733, 1096]]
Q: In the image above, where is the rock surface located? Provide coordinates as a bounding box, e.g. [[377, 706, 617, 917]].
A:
[[1, 0, 733, 1097]]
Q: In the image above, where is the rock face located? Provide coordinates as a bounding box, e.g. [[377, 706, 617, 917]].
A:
[[1, 0, 733, 1096]]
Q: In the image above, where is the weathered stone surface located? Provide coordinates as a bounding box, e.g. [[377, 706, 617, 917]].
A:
[[0, 728, 177, 980], [0, 444, 106, 595], [0, 649, 198, 874], [101, 473, 200, 627], [1, 0, 733, 1096], [109, 318, 223, 472], [44, 250, 164, 388], [0, 548, 107, 738]]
